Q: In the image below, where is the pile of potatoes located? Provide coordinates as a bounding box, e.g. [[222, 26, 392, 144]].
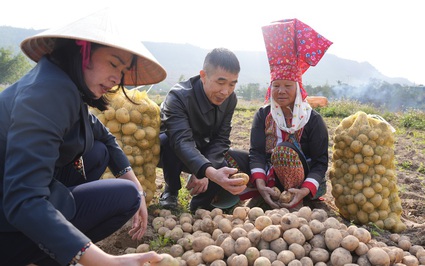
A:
[[127, 206, 424, 266], [329, 111, 406, 233], [90, 87, 160, 204]]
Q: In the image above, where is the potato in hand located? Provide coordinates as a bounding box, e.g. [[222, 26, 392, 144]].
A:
[[279, 190, 294, 204], [271, 187, 281, 201], [229, 173, 249, 186]]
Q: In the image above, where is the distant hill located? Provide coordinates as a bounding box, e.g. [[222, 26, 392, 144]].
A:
[[143, 42, 413, 90], [1, 26, 414, 90]]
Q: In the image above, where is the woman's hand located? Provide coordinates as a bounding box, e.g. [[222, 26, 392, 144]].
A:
[[279, 187, 310, 209], [255, 179, 280, 209], [118, 169, 148, 240], [79, 244, 162, 266], [118, 251, 162, 266], [128, 193, 148, 240]]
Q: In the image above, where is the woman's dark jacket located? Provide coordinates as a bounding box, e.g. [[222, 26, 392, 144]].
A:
[[0, 57, 129, 264], [249, 104, 329, 187]]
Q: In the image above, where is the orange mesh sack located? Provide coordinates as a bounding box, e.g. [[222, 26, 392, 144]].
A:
[[329, 111, 406, 232], [90, 87, 160, 205]]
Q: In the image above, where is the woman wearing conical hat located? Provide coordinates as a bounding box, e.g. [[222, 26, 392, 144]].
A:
[[0, 8, 167, 266]]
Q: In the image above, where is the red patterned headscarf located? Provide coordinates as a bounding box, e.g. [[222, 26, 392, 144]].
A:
[[262, 19, 332, 102]]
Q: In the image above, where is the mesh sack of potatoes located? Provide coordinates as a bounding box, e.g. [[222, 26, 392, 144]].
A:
[[90, 87, 160, 205], [329, 111, 406, 232]]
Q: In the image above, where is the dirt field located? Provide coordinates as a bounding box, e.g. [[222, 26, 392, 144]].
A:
[[97, 110, 425, 256]]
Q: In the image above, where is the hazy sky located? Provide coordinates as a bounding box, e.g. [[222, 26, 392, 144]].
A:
[[1, 0, 424, 85]]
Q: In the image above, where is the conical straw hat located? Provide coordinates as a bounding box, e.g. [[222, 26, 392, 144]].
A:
[[20, 8, 166, 86]]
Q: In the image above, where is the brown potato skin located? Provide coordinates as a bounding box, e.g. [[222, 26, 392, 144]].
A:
[[271, 187, 281, 201], [229, 173, 250, 185], [279, 191, 294, 204]]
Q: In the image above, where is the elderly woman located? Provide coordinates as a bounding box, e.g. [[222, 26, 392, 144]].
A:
[[238, 19, 332, 210]]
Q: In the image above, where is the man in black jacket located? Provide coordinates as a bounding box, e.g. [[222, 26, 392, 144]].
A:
[[159, 48, 246, 211]]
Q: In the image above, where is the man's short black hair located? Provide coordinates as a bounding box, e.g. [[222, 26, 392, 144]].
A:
[[203, 48, 240, 75]]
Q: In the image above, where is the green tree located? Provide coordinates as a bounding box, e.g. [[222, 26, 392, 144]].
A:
[[0, 47, 33, 85], [237, 83, 264, 101]]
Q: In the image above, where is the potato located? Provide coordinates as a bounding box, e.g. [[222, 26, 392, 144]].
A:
[[310, 209, 328, 222], [164, 217, 177, 230], [230, 227, 247, 240], [299, 224, 314, 241], [192, 236, 215, 252], [152, 216, 165, 231], [169, 227, 184, 241], [124, 247, 136, 254], [157, 226, 169, 236], [269, 213, 283, 225], [402, 255, 420, 266], [245, 247, 260, 265], [243, 222, 255, 232], [299, 257, 314, 266], [330, 247, 353, 266], [261, 225, 281, 242], [229, 254, 249, 266], [247, 228, 262, 246], [185, 252, 204, 266], [270, 238, 287, 254], [104, 108, 116, 120], [210, 260, 227, 266], [309, 219, 325, 234], [229, 172, 250, 185], [233, 206, 249, 220], [280, 213, 300, 231], [215, 233, 230, 246], [283, 228, 305, 245], [135, 243, 149, 253], [353, 227, 371, 244], [201, 245, 224, 263], [398, 238, 411, 251], [279, 191, 294, 204], [271, 187, 281, 200], [218, 217, 233, 233], [259, 249, 277, 263], [340, 235, 360, 252], [367, 247, 390, 266], [157, 253, 179, 266], [115, 107, 130, 123], [253, 256, 271, 266], [355, 242, 369, 256], [325, 228, 343, 251], [248, 207, 265, 222], [309, 235, 326, 249], [297, 206, 312, 221], [200, 217, 217, 234], [181, 250, 195, 261], [169, 244, 184, 258], [234, 237, 251, 254], [289, 243, 305, 259], [309, 248, 330, 263], [254, 215, 272, 231], [220, 237, 236, 257]]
